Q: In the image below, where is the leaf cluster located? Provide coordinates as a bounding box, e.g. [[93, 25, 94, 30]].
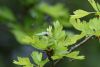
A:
[[13, 0, 100, 67]]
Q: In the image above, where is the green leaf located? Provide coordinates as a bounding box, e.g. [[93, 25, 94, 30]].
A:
[[66, 51, 85, 60], [0, 7, 16, 21], [37, 2, 70, 26], [38, 3, 68, 18], [51, 55, 63, 60], [33, 36, 49, 50], [31, 51, 42, 65], [53, 21, 66, 40], [71, 9, 90, 19], [12, 28, 48, 50], [89, 18, 100, 31], [31, 51, 49, 67], [95, 3, 100, 16], [12, 29, 34, 44], [47, 26, 52, 36], [71, 17, 100, 36], [53, 41, 68, 59], [88, 18, 100, 36], [65, 33, 85, 46], [39, 58, 49, 67], [88, 0, 99, 11], [53, 21, 63, 31], [13, 57, 33, 67], [71, 19, 93, 35]]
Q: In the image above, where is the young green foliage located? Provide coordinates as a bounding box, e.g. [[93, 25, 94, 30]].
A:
[[31, 51, 49, 67], [66, 51, 85, 60], [71, 9, 90, 19], [88, 0, 100, 16], [13, 0, 100, 67], [13, 57, 33, 67], [31, 51, 43, 65], [88, 0, 100, 12], [14, 51, 49, 67], [13, 21, 85, 67], [71, 18, 100, 36], [37, 3, 70, 27]]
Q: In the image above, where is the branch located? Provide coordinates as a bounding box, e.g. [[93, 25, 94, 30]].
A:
[[68, 35, 92, 53], [54, 35, 92, 66]]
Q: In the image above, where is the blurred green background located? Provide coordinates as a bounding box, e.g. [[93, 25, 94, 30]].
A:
[[0, 0, 100, 67]]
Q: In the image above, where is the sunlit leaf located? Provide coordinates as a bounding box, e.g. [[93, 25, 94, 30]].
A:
[[71, 19, 93, 35], [71, 9, 90, 19], [66, 51, 85, 60], [88, 0, 99, 11], [65, 33, 85, 46], [31, 51, 42, 65], [13, 57, 33, 67]]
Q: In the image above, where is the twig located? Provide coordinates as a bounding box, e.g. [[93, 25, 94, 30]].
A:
[[68, 35, 92, 53], [54, 35, 92, 66], [54, 59, 62, 67]]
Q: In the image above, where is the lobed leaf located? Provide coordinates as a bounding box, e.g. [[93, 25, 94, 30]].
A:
[[66, 51, 85, 60], [88, 0, 99, 11], [13, 57, 33, 67], [71, 9, 90, 19], [31, 51, 42, 65]]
